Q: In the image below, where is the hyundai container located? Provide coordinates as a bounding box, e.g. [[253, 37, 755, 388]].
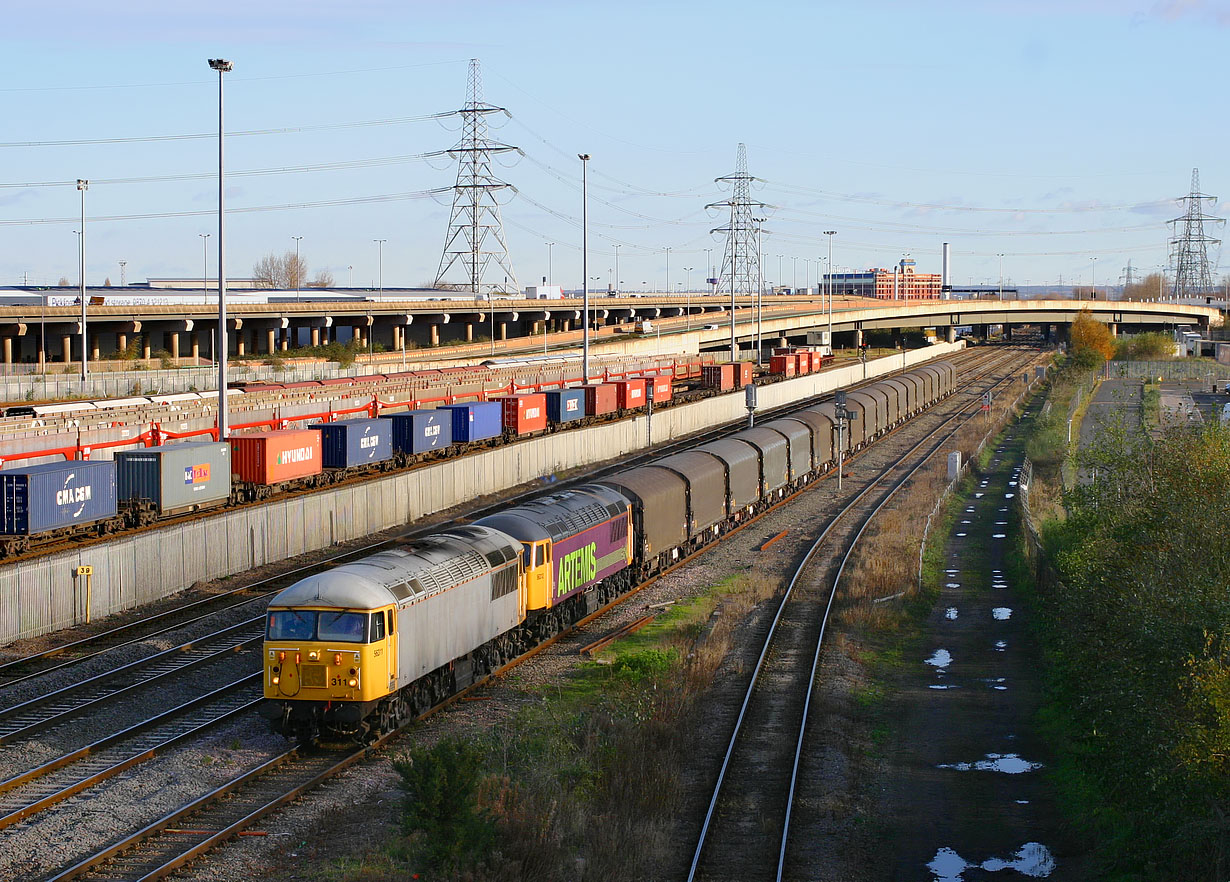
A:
[[383, 410, 453, 455], [231, 430, 323, 486], [0, 460, 118, 535], [545, 388, 586, 424], [438, 402, 503, 444], [491, 394, 548, 436], [116, 441, 231, 515]]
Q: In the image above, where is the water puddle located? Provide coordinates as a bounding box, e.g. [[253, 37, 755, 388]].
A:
[[961, 519, 971, 525], [999, 507, 1008, 512], [1016, 799, 1030, 804], [945, 607, 959, 620], [927, 842, 1056, 880], [937, 753, 1043, 774], [946, 582, 961, 589], [1004, 493, 1015, 499], [965, 507, 975, 513], [974, 493, 984, 499], [993, 607, 1013, 620], [993, 533, 1006, 539], [996, 520, 1008, 525], [925, 648, 953, 670], [994, 640, 1008, 651], [946, 568, 959, 575], [929, 684, 960, 690], [956, 532, 967, 537], [1009, 481, 1018, 487]]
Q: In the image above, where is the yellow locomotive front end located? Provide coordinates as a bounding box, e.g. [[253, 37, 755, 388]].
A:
[[262, 604, 397, 739]]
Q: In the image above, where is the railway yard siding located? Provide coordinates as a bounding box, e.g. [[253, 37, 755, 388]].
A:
[[0, 342, 962, 645]]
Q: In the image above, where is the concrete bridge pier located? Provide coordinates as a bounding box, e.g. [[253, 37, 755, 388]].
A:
[[1108, 322, 1118, 337]]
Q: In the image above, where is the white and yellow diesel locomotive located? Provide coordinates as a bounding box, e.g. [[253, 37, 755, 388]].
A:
[[262, 363, 957, 740]]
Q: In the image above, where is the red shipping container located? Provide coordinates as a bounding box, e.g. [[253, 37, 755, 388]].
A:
[[795, 352, 812, 375], [615, 379, 647, 410], [650, 374, 673, 403], [701, 364, 735, 392], [770, 355, 797, 378], [584, 383, 618, 417], [231, 430, 322, 486], [492, 394, 548, 435], [735, 362, 754, 388]]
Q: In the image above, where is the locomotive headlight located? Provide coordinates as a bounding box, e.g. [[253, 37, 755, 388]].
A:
[[308, 650, 319, 661], [348, 677, 358, 688], [271, 675, 280, 685]]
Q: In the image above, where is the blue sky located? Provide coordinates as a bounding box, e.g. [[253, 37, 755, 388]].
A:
[[2, 0, 1227, 292]]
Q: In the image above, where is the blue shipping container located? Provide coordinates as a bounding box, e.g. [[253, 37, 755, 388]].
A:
[[545, 388, 587, 424], [382, 410, 454, 455], [0, 460, 118, 535], [439, 402, 503, 443], [310, 419, 393, 469]]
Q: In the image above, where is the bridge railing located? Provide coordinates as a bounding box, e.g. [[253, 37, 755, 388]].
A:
[[1109, 360, 1230, 381]]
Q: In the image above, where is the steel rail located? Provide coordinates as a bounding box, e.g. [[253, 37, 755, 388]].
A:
[[686, 348, 1029, 881]]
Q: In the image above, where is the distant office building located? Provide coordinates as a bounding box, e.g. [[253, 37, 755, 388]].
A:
[[824, 258, 942, 300]]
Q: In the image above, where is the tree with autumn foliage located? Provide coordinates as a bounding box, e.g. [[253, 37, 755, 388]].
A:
[[1069, 307, 1115, 368]]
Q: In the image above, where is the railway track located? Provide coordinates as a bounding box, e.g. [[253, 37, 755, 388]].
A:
[[19, 348, 1027, 882], [686, 351, 1042, 881]]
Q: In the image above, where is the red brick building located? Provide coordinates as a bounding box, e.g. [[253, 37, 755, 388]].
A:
[[825, 258, 943, 300]]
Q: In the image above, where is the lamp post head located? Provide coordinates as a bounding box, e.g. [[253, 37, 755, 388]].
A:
[[208, 59, 233, 72], [76, 179, 88, 191], [578, 153, 590, 161], [823, 230, 836, 236]]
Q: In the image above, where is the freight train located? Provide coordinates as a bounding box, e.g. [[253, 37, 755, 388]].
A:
[[260, 362, 956, 740], [0, 351, 836, 556]]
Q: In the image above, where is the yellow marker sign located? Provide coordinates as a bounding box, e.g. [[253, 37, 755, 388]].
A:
[[75, 565, 93, 576]]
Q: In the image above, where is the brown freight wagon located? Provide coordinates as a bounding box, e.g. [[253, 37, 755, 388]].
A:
[[701, 364, 735, 392], [584, 383, 619, 417]]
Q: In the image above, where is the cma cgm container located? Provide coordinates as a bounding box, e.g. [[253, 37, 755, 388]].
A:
[[383, 410, 453, 455], [615, 378, 647, 410], [0, 460, 117, 535], [439, 401, 503, 444], [116, 441, 232, 515], [584, 383, 618, 417], [311, 418, 394, 469], [650, 374, 673, 403], [545, 388, 586, 424], [491, 394, 548, 436], [231, 430, 322, 486], [735, 362, 754, 388], [771, 354, 797, 378], [701, 364, 735, 392]]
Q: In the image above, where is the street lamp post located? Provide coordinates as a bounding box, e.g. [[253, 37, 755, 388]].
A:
[[614, 244, 620, 295], [683, 267, 693, 329], [76, 179, 88, 387], [824, 232, 836, 350], [665, 246, 671, 302], [705, 248, 713, 295], [579, 153, 591, 382], [292, 236, 303, 302], [998, 253, 1005, 300], [374, 239, 386, 297], [792, 256, 798, 292], [208, 58, 232, 439], [199, 234, 211, 299], [1090, 257, 1097, 299], [348, 265, 354, 288], [546, 242, 554, 286]]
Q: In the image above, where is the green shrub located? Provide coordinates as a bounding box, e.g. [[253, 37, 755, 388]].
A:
[[395, 738, 494, 872]]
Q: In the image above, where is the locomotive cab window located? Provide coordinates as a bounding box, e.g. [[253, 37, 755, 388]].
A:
[[267, 610, 316, 641], [386, 609, 394, 634], [370, 611, 386, 642]]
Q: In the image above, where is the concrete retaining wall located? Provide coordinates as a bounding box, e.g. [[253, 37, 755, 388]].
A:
[[0, 343, 963, 646]]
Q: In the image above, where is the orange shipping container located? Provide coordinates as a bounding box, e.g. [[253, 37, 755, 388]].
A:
[[615, 378, 647, 410], [491, 394, 548, 435], [650, 374, 673, 403], [231, 430, 322, 486], [770, 355, 797, 378], [735, 362, 754, 388]]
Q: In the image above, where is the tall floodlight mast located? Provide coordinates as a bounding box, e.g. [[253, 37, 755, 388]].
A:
[[708, 144, 769, 361], [433, 59, 520, 294], [1169, 168, 1223, 300]]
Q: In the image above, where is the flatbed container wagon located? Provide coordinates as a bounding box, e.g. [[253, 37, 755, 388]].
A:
[[116, 441, 232, 519]]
